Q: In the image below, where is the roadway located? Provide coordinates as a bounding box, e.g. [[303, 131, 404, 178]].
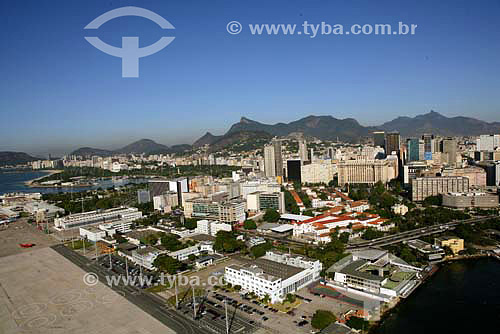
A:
[[346, 216, 494, 249], [51, 244, 213, 334], [241, 216, 496, 250]]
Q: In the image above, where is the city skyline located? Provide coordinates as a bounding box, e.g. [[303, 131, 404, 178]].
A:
[[2, 0, 500, 155]]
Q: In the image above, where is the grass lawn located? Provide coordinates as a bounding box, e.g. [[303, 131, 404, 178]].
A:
[[146, 282, 172, 293], [65, 240, 93, 250], [270, 299, 302, 312]]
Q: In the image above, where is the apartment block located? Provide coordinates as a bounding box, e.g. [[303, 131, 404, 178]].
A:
[[411, 177, 469, 202]]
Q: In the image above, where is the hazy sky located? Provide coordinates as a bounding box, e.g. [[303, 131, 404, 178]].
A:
[[1, 0, 499, 156]]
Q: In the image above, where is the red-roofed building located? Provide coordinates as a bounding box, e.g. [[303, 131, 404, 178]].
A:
[[292, 210, 391, 243]]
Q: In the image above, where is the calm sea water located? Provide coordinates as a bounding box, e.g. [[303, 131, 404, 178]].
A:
[[375, 258, 500, 333], [0, 170, 147, 195]]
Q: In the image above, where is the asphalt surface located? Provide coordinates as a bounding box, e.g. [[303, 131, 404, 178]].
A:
[[346, 216, 495, 249], [51, 244, 210, 334]]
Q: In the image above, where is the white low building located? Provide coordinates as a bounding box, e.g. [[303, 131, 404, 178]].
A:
[[195, 219, 232, 237], [132, 247, 166, 270], [326, 249, 422, 301], [54, 207, 142, 230], [224, 251, 322, 303], [79, 226, 107, 242], [99, 220, 134, 235], [168, 241, 214, 261], [392, 204, 409, 215]]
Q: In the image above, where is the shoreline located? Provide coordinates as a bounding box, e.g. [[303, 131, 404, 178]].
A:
[[369, 255, 498, 333], [24, 169, 62, 186]]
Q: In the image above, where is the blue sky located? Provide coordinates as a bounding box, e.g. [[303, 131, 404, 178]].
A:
[[1, 0, 499, 156]]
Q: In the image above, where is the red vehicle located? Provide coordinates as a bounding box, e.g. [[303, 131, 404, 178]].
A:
[[19, 243, 35, 248]]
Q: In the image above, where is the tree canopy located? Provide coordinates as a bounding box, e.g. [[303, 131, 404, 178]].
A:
[[311, 310, 336, 330], [244, 220, 257, 230]]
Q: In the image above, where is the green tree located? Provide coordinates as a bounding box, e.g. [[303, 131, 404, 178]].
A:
[[141, 233, 159, 245], [160, 233, 185, 251], [339, 232, 350, 244], [443, 245, 454, 256], [214, 231, 244, 253], [302, 209, 314, 217], [285, 293, 296, 303], [184, 218, 198, 230], [153, 255, 184, 274], [346, 316, 369, 330], [250, 242, 272, 258], [263, 209, 280, 222], [244, 220, 257, 230], [361, 228, 384, 240], [423, 195, 443, 206], [311, 310, 336, 330]]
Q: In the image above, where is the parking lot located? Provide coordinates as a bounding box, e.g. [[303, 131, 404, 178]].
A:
[[206, 280, 358, 333]]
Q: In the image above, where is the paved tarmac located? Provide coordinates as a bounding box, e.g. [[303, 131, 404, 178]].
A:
[[0, 246, 174, 334]]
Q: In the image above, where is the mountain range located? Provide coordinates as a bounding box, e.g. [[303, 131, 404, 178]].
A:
[[192, 111, 500, 149], [2, 111, 500, 164], [0, 152, 39, 166], [70, 139, 191, 157]]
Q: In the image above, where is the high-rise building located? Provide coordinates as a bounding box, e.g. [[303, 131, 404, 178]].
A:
[[287, 159, 302, 183], [149, 178, 189, 205], [411, 176, 469, 201], [264, 139, 283, 178], [298, 139, 308, 162], [301, 161, 336, 184], [373, 131, 386, 148], [406, 138, 422, 162], [337, 159, 398, 185], [273, 139, 283, 177], [264, 145, 276, 177], [496, 162, 500, 187], [477, 134, 500, 151], [327, 147, 335, 159], [441, 137, 458, 167], [385, 132, 400, 155], [246, 191, 285, 213], [422, 134, 434, 160]]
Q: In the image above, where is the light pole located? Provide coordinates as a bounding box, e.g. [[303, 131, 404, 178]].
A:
[[174, 276, 179, 309], [192, 285, 196, 319], [224, 298, 229, 334], [125, 256, 129, 281]]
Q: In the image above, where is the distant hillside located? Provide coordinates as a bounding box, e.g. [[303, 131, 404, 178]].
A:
[[168, 144, 193, 153], [208, 131, 272, 152], [0, 151, 38, 166], [226, 116, 373, 142], [71, 139, 191, 157], [192, 132, 222, 148], [71, 147, 114, 157], [115, 139, 170, 154], [379, 111, 500, 137]]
